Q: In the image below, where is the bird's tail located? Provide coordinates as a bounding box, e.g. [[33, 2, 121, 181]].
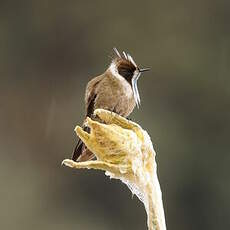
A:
[[72, 138, 84, 161], [71, 126, 95, 162]]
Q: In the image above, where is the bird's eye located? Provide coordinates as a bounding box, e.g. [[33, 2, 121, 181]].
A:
[[118, 67, 133, 79]]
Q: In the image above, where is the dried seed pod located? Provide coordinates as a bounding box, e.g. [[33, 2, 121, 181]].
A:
[[62, 109, 166, 230]]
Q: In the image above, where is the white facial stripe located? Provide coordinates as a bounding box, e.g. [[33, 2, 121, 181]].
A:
[[132, 71, 141, 108], [132, 79, 139, 108]]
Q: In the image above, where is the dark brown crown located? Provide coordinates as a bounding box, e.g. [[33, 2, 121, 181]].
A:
[[112, 48, 138, 83], [117, 60, 136, 82]]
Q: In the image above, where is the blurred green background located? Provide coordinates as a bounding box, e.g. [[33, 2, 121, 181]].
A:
[[0, 0, 230, 229]]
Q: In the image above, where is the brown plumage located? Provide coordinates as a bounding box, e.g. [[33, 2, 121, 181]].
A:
[[72, 48, 149, 162]]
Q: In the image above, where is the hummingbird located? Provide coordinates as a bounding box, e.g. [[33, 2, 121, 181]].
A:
[[72, 48, 150, 162]]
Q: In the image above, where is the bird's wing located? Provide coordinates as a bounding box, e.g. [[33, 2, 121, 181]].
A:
[[85, 75, 104, 118], [72, 76, 103, 162]]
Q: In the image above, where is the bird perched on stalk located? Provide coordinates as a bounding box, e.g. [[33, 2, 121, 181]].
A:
[[72, 48, 150, 162]]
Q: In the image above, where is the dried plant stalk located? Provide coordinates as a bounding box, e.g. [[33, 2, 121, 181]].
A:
[[62, 109, 166, 230]]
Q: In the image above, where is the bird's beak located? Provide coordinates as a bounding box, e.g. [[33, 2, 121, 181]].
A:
[[139, 68, 150, 73]]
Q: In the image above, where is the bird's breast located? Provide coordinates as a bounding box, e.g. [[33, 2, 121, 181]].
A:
[[93, 73, 136, 117], [112, 77, 136, 117]]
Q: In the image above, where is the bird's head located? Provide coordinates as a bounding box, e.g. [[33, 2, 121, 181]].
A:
[[108, 48, 150, 108]]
